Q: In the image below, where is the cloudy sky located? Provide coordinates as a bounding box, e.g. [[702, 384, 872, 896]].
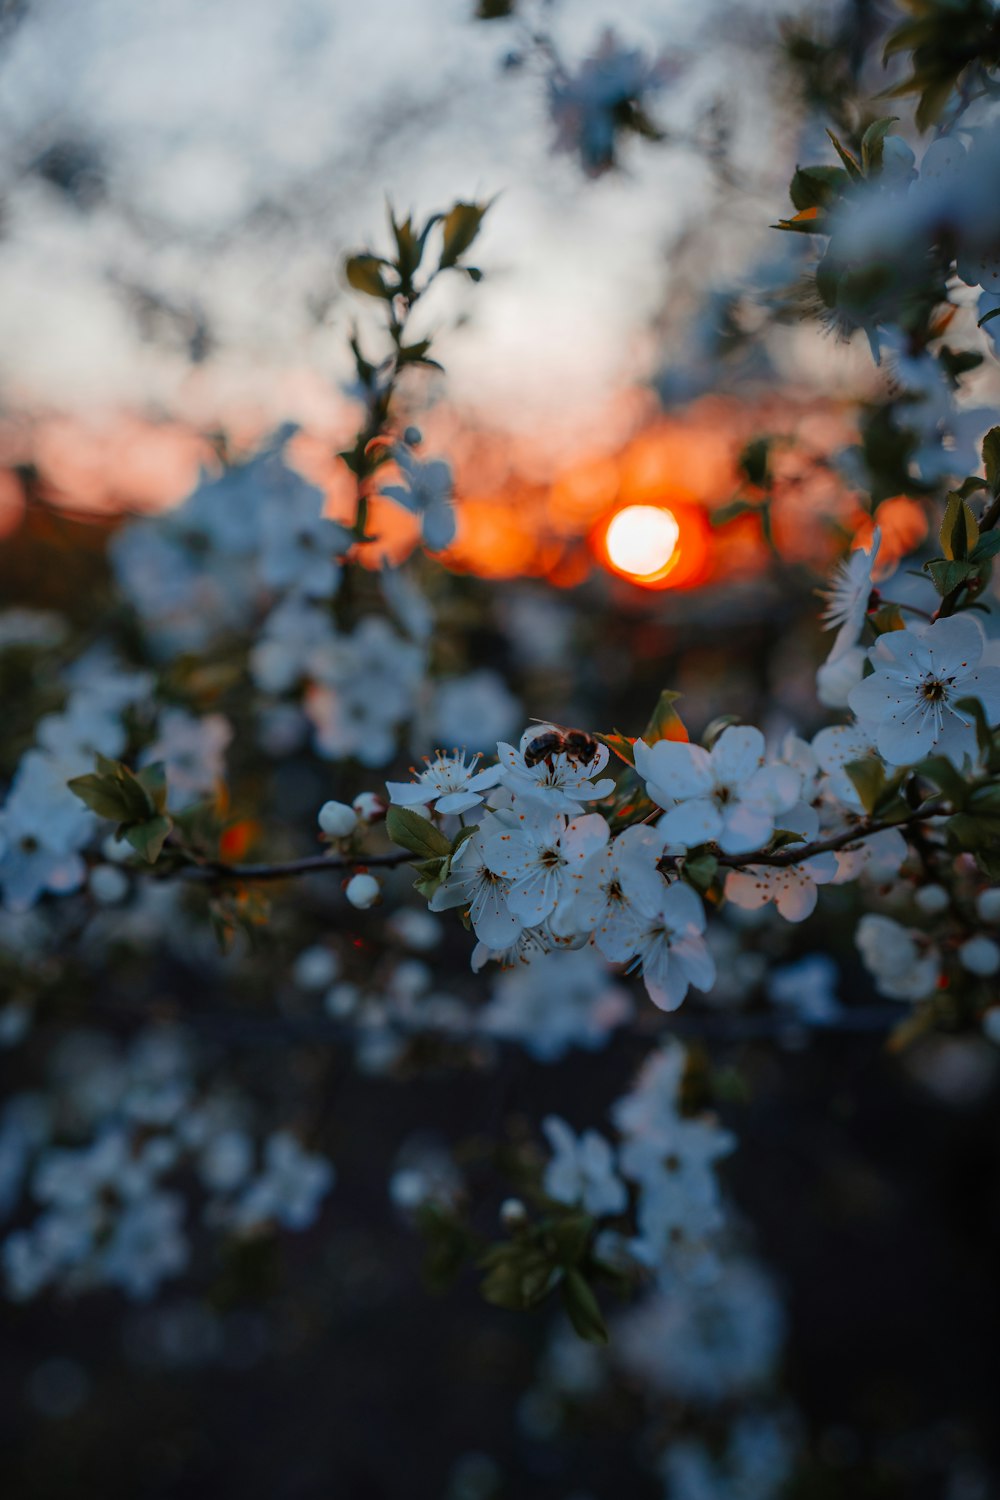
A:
[[0, 0, 814, 440]]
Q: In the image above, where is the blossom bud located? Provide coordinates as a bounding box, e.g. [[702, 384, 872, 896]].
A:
[[959, 936, 1000, 977], [352, 792, 386, 823], [318, 800, 358, 838], [914, 884, 949, 915], [345, 873, 380, 909], [499, 1197, 528, 1232], [976, 888, 1000, 924], [89, 864, 129, 905], [293, 945, 340, 991]]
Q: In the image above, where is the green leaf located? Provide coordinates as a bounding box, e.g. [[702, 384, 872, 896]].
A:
[[67, 758, 158, 822], [702, 715, 741, 750], [738, 437, 770, 488], [826, 129, 864, 182], [769, 828, 807, 850], [386, 806, 452, 860], [411, 856, 447, 902], [135, 761, 169, 814], [124, 814, 173, 864], [984, 427, 1000, 495], [438, 201, 491, 270], [593, 730, 636, 768], [683, 853, 719, 892], [560, 1268, 609, 1346], [940, 492, 979, 560], [972, 531, 1000, 562], [954, 696, 996, 759], [925, 557, 976, 595], [861, 116, 899, 174], [344, 254, 394, 299], [788, 164, 849, 211], [845, 757, 886, 814], [546, 1213, 594, 1267], [914, 756, 968, 807], [869, 603, 905, 635], [67, 772, 136, 820]]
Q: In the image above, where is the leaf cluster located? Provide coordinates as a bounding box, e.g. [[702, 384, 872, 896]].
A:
[[68, 755, 173, 863]]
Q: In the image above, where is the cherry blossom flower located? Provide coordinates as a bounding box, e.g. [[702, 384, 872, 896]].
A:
[[428, 821, 523, 951], [497, 726, 615, 813], [479, 947, 632, 1061], [817, 645, 866, 709], [847, 614, 1000, 767], [380, 447, 456, 552], [387, 750, 503, 817], [725, 804, 838, 923], [542, 1117, 628, 1217], [820, 527, 881, 659], [565, 824, 668, 961], [855, 914, 940, 1000], [635, 726, 799, 856], [628, 880, 716, 1010], [482, 808, 610, 926]]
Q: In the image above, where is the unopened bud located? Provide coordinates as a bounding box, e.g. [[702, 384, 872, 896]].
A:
[[353, 792, 386, 823], [499, 1197, 528, 1232], [318, 800, 358, 838], [346, 873, 381, 910]]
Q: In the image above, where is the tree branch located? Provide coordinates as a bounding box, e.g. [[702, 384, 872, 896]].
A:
[[175, 801, 951, 886], [180, 849, 413, 884]]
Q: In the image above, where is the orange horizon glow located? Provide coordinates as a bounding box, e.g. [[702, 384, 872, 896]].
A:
[[0, 392, 865, 589]]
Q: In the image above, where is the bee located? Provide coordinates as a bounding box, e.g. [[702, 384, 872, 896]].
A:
[[523, 726, 600, 769]]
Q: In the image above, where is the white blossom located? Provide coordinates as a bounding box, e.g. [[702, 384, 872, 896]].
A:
[[636, 726, 799, 856], [848, 614, 1000, 767]]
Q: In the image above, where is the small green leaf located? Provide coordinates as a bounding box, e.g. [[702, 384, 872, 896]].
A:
[[124, 814, 173, 864], [738, 437, 771, 488], [386, 806, 452, 860], [438, 201, 491, 270], [135, 761, 169, 814], [914, 756, 968, 807], [925, 557, 976, 596], [940, 492, 979, 560], [683, 853, 719, 892], [845, 757, 886, 814], [344, 254, 394, 299], [954, 696, 996, 759], [702, 715, 741, 750], [769, 828, 807, 850], [861, 116, 899, 174], [983, 427, 1000, 495], [67, 772, 135, 820], [972, 531, 1000, 562], [593, 731, 636, 768], [826, 129, 864, 181], [560, 1268, 609, 1346]]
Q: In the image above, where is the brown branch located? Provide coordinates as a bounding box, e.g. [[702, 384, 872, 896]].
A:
[[176, 801, 951, 886], [179, 850, 413, 884]]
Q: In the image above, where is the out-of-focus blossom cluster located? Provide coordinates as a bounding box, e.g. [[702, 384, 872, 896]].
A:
[[0, 1026, 334, 1302]]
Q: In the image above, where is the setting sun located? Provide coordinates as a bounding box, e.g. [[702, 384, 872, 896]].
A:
[[604, 503, 681, 580]]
